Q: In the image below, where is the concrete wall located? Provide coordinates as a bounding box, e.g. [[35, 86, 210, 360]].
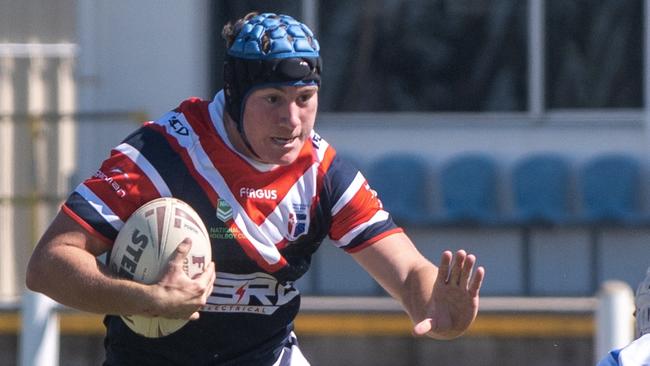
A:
[[75, 0, 211, 178]]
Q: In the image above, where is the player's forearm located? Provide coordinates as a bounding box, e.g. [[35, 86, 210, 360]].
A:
[[26, 243, 159, 316], [399, 259, 437, 324], [352, 233, 437, 322]]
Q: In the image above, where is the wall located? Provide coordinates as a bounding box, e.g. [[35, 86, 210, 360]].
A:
[[74, 0, 211, 178], [315, 113, 650, 166]]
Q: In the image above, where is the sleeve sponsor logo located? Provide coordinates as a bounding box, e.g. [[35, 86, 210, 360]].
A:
[[93, 168, 128, 198]]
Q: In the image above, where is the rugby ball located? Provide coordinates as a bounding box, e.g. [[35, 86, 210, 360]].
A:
[[108, 197, 212, 338]]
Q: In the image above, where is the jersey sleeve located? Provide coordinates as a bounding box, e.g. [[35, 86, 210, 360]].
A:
[[62, 125, 169, 245], [323, 154, 403, 253]]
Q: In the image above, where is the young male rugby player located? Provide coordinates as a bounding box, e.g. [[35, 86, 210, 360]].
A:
[[27, 12, 485, 365]]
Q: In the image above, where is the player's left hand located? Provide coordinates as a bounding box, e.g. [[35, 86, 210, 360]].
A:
[[413, 250, 485, 340]]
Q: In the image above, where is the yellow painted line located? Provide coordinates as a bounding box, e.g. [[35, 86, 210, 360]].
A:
[[59, 313, 105, 335], [0, 312, 105, 335], [0, 312, 595, 338], [467, 314, 594, 337], [295, 313, 412, 336], [0, 314, 19, 333], [295, 313, 594, 338]]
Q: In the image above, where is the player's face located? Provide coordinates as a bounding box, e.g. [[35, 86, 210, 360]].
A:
[[242, 85, 318, 165]]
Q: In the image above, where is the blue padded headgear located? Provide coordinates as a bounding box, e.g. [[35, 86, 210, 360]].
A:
[[223, 13, 322, 127], [228, 13, 320, 60]]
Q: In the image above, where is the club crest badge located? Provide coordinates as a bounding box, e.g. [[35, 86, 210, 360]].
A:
[[287, 203, 309, 241], [216, 198, 233, 222]]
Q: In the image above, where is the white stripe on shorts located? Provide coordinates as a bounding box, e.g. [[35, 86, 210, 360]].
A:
[[272, 332, 310, 366]]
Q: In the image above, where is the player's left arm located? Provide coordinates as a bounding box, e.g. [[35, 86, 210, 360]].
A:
[[351, 232, 485, 340]]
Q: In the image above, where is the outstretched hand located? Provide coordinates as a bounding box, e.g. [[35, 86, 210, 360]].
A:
[[413, 250, 485, 340]]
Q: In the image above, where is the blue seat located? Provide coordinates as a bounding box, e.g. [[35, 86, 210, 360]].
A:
[[439, 153, 500, 224], [366, 153, 431, 226], [511, 153, 572, 225], [580, 154, 642, 224]]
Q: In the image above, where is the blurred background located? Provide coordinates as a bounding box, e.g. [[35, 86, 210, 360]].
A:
[[1, 0, 648, 365]]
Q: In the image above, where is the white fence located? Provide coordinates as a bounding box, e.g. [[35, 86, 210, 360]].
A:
[[595, 281, 635, 362], [0, 43, 77, 301], [0, 42, 77, 366]]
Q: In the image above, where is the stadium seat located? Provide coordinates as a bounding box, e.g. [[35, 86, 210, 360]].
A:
[[438, 153, 500, 225], [511, 153, 573, 225], [579, 153, 643, 225], [366, 152, 432, 226]]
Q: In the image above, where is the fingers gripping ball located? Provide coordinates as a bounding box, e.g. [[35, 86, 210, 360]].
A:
[[109, 197, 212, 338]]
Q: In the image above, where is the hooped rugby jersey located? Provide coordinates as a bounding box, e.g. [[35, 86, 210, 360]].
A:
[[62, 91, 403, 365]]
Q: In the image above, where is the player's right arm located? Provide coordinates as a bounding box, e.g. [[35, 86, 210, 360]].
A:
[[26, 210, 215, 319]]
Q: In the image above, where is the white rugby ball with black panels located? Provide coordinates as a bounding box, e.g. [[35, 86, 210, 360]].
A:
[[109, 197, 212, 338]]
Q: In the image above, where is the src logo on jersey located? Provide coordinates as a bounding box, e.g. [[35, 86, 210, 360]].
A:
[[202, 272, 299, 315]]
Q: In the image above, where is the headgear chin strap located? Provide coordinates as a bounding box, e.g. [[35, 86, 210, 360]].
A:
[[224, 55, 322, 127], [222, 13, 322, 158]]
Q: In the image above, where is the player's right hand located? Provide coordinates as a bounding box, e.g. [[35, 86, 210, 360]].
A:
[[150, 238, 216, 320]]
